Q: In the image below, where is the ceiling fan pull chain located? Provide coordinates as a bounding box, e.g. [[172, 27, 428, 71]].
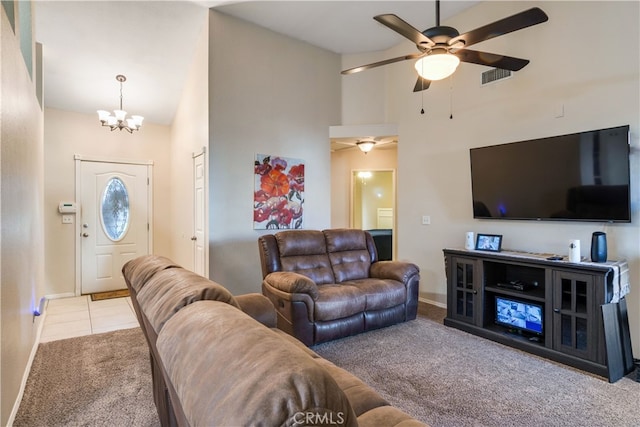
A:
[[420, 68, 425, 115], [449, 75, 454, 119]]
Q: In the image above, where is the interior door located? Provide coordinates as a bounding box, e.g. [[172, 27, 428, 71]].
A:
[[80, 161, 150, 294], [192, 151, 207, 276]]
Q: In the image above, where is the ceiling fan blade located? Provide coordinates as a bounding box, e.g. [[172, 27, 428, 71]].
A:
[[450, 8, 548, 49], [455, 49, 529, 71], [413, 77, 431, 93], [341, 53, 423, 75], [374, 14, 434, 47]]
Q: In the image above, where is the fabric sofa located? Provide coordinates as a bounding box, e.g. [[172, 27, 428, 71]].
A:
[[123, 255, 427, 427], [258, 228, 420, 345]]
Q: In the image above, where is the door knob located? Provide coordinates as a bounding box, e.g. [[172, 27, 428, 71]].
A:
[[82, 232, 89, 237], [190, 236, 197, 241]]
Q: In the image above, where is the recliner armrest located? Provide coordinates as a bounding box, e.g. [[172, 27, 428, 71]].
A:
[[370, 261, 419, 284], [263, 272, 319, 300], [235, 293, 277, 328]]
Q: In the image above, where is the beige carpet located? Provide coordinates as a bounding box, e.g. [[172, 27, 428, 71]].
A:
[[14, 327, 158, 427], [14, 314, 640, 426], [313, 316, 640, 427]]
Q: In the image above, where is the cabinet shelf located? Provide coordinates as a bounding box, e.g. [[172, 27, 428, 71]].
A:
[[443, 248, 633, 382]]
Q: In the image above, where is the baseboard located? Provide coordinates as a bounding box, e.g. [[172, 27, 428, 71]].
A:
[[7, 301, 48, 425], [419, 296, 446, 309], [45, 292, 76, 300]]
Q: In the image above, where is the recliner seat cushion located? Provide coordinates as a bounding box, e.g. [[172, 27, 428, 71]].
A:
[[341, 278, 407, 311], [315, 284, 367, 321]]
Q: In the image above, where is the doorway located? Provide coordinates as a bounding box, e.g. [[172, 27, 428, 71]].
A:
[[351, 169, 396, 259], [75, 156, 153, 295]]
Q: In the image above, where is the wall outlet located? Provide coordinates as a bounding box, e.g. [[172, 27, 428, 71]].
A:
[[62, 215, 74, 224], [421, 215, 431, 225]]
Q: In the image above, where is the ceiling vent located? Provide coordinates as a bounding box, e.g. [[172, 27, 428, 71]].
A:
[[481, 68, 512, 86]]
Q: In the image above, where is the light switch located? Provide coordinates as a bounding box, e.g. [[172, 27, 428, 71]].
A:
[[422, 215, 431, 225]]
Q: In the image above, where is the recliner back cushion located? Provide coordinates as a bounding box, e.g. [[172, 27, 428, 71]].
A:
[[324, 229, 372, 282], [276, 230, 335, 285]]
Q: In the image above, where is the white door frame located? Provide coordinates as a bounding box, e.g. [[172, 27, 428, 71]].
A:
[[192, 147, 209, 277], [74, 154, 154, 296]]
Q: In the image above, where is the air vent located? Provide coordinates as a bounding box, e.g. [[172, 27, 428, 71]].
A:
[[481, 68, 512, 86]]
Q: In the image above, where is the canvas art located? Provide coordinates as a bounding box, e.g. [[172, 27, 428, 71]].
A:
[[254, 154, 304, 230]]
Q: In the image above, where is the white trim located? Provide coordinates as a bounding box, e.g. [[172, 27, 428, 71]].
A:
[[8, 303, 48, 425], [419, 296, 447, 309], [74, 156, 154, 296], [74, 153, 153, 165]]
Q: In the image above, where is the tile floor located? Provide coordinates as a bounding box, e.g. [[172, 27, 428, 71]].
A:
[[40, 295, 139, 342]]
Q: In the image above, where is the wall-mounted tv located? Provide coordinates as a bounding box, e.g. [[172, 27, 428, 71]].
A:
[[495, 296, 543, 336], [470, 125, 631, 222]]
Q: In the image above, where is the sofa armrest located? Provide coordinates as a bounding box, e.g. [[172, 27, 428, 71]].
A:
[[370, 261, 419, 284], [263, 271, 319, 300], [235, 293, 277, 328]]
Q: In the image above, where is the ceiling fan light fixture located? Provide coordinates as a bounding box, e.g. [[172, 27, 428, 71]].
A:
[[415, 51, 460, 81], [356, 140, 376, 153]]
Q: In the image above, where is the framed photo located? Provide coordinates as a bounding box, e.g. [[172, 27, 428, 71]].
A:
[[475, 234, 503, 252]]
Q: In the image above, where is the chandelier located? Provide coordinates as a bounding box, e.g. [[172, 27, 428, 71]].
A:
[[97, 74, 144, 133]]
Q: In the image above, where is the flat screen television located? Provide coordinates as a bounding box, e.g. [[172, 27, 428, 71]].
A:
[[470, 125, 631, 222], [495, 296, 543, 336]]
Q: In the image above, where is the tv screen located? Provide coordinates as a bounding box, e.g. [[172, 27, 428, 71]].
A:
[[495, 296, 543, 335], [470, 125, 630, 222]]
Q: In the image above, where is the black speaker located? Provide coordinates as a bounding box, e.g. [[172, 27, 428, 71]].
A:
[[590, 232, 607, 263]]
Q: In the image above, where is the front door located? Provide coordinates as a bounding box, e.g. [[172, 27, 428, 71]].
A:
[[79, 160, 151, 294]]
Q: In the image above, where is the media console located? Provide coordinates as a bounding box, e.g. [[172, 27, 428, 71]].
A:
[[443, 248, 634, 382]]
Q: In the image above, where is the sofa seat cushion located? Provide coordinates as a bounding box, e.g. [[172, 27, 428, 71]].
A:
[[341, 278, 407, 311], [157, 301, 358, 427], [137, 268, 240, 334], [315, 284, 367, 321]]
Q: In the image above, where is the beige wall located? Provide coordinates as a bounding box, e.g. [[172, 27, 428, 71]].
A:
[[1, 3, 45, 424], [343, 1, 640, 352], [43, 109, 172, 297], [169, 14, 209, 270], [208, 10, 341, 294]]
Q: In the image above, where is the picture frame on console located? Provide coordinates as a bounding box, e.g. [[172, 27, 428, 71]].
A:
[[476, 234, 502, 252]]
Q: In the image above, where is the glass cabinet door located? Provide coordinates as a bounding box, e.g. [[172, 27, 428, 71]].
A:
[[451, 257, 478, 324], [553, 271, 595, 360]]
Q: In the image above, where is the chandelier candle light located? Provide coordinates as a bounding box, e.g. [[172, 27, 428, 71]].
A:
[[97, 74, 144, 133]]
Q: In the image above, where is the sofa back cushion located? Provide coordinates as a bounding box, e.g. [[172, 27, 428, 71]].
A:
[[137, 268, 240, 335], [324, 229, 373, 282], [275, 230, 335, 285], [157, 301, 358, 427], [122, 255, 182, 294]]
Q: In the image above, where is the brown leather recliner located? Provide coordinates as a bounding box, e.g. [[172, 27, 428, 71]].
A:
[[258, 228, 420, 345]]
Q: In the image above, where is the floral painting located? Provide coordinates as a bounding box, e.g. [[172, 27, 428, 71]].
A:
[[254, 154, 304, 229]]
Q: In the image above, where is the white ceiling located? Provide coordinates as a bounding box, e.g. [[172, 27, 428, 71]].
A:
[[33, 1, 478, 126]]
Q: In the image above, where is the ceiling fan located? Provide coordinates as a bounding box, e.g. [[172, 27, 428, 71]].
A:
[[342, 1, 548, 92]]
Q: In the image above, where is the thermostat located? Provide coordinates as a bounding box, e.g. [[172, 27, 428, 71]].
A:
[[58, 202, 77, 214]]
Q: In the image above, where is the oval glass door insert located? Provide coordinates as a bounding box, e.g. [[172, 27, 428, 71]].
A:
[[100, 177, 130, 241]]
